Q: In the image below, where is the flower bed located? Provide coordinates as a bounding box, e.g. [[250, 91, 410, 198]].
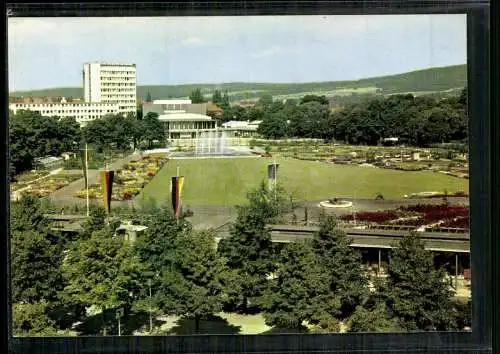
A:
[[340, 204, 469, 230], [340, 211, 399, 223], [440, 216, 470, 229], [74, 155, 167, 201], [18, 173, 82, 198], [10, 171, 52, 191]]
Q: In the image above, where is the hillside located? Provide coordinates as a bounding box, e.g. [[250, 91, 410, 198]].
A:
[[10, 64, 466, 102]]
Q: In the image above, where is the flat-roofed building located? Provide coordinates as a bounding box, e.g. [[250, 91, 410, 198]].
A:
[[142, 99, 207, 116], [158, 112, 217, 140], [9, 97, 121, 126], [221, 120, 262, 137], [83, 62, 137, 116]]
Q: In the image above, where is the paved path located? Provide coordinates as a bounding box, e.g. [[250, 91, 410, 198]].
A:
[[49, 152, 142, 206]]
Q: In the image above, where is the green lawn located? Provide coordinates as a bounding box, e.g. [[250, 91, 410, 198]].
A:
[[139, 157, 469, 206]]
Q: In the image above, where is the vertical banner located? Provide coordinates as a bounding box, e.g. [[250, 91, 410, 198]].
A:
[[171, 176, 185, 218], [101, 170, 115, 214], [267, 163, 279, 180], [80, 149, 91, 189], [267, 163, 279, 189]]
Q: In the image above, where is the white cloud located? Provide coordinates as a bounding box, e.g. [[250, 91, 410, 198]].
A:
[[181, 36, 208, 46], [252, 46, 281, 59], [8, 18, 59, 38]]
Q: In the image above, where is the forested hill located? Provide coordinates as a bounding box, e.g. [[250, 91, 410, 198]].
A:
[[10, 64, 466, 102]]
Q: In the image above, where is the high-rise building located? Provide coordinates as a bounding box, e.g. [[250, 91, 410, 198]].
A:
[[83, 62, 137, 116]]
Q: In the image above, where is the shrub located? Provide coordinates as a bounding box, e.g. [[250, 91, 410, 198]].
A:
[[375, 193, 384, 200]]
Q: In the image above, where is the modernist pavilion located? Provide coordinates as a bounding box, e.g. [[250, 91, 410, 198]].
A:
[[143, 99, 261, 145]]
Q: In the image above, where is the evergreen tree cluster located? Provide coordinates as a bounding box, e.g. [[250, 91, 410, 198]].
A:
[[11, 182, 469, 336]]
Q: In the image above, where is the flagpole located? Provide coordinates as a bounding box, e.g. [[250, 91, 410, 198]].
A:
[[85, 143, 89, 217], [176, 166, 180, 224], [273, 156, 277, 202]]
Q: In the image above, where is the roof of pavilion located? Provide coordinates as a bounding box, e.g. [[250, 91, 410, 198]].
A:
[[158, 112, 214, 122]]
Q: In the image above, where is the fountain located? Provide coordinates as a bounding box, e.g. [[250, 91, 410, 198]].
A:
[[195, 130, 232, 155], [171, 129, 254, 159]]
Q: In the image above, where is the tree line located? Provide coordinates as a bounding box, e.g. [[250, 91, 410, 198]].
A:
[[208, 88, 467, 147], [9, 110, 165, 178], [11, 183, 470, 336]]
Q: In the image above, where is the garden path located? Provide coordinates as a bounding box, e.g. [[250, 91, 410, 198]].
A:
[[49, 152, 141, 205]]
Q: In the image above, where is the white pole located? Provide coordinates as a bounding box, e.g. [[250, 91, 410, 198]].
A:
[[273, 156, 277, 201], [85, 143, 89, 217], [378, 249, 382, 277], [176, 166, 180, 223], [148, 279, 152, 333], [118, 317, 121, 336], [353, 191, 357, 226]]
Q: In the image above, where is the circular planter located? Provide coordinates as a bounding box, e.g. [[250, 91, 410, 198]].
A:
[[318, 200, 353, 209]]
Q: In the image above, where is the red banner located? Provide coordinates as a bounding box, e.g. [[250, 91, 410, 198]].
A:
[[101, 170, 115, 214]]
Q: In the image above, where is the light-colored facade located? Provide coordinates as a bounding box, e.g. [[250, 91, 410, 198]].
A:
[[83, 62, 137, 116], [9, 98, 121, 126], [142, 99, 207, 117], [158, 112, 217, 140], [221, 120, 262, 137]]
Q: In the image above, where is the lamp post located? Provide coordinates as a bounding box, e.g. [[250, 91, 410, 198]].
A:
[[148, 278, 152, 333], [143, 271, 158, 334], [116, 307, 124, 336]]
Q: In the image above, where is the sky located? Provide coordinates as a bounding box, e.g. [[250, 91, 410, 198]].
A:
[[8, 15, 467, 91]]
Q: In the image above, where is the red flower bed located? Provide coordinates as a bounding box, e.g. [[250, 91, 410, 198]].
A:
[[123, 192, 133, 201], [391, 218, 425, 226], [341, 211, 399, 223], [423, 207, 468, 224], [441, 217, 469, 229]]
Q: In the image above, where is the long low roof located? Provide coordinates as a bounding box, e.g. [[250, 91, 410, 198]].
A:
[[158, 112, 214, 122], [152, 99, 192, 105], [158, 112, 213, 122]]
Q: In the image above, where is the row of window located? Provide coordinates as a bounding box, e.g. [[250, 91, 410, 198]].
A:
[[99, 77, 135, 80], [99, 82, 136, 87], [12, 103, 118, 108], [101, 89, 135, 93], [100, 70, 135, 75], [32, 110, 107, 120], [100, 77, 135, 82], [168, 122, 216, 130], [101, 94, 135, 98], [101, 99, 136, 104], [35, 109, 117, 114]]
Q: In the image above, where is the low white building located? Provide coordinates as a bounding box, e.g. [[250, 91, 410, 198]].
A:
[[221, 120, 262, 137], [9, 97, 121, 126], [34, 156, 64, 170], [142, 99, 207, 116], [158, 112, 217, 140]]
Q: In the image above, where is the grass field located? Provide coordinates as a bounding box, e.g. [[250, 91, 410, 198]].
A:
[[139, 157, 469, 206]]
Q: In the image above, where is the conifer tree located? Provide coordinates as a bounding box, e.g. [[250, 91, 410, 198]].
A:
[[311, 216, 370, 320], [385, 233, 458, 331]]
